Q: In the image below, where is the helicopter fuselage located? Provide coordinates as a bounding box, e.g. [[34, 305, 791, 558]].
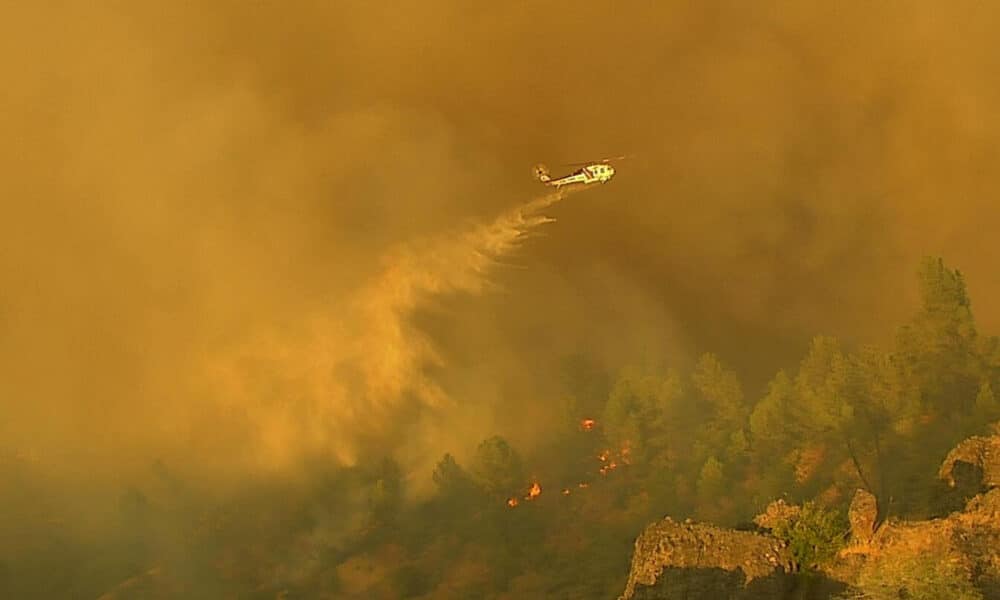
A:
[[540, 163, 615, 187]]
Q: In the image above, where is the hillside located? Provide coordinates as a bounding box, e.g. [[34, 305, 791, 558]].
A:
[[619, 426, 1000, 599]]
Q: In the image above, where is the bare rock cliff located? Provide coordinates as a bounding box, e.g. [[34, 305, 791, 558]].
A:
[[617, 519, 799, 600]]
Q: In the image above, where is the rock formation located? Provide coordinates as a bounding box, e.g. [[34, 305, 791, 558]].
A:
[[939, 431, 1000, 488], [619, 428, 1000, 599], [617, 518, 795, 600], [847, 489, 877, 544]]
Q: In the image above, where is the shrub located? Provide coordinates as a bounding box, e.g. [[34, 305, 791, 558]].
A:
[[771, 501, 847, 569]]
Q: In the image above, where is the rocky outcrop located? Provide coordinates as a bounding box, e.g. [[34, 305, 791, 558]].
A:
[[844, 488, 1000, 598], [620, 492, 1000, 600], [618, 519, 794, 600], [939, 431, 1000, 489], [847, 489, 877, 544], [619, 429, 1000, 600]]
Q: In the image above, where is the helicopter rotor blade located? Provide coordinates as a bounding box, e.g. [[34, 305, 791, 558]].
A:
[[560, 155, 630, 166]]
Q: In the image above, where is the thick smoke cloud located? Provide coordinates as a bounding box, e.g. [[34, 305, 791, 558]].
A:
[[209, 190, 571, 477], [4, 0, 1000, 554]]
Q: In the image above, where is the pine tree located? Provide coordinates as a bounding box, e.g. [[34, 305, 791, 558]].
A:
[[602, 366, 685, 465], [471, 436, 524, 499], [896, 257, 981, 416], [433, 453, 475, 495], [749, 370, 798, 452], [691, 353, 746, 456]]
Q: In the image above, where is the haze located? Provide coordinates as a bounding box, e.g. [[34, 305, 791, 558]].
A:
[[3, 2, 1000, 597]]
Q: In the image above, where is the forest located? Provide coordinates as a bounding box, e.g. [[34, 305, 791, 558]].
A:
[[5, 256, 1000, 599]]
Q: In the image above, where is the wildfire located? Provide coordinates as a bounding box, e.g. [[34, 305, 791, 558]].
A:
[[597, 441, 631, 475], [507, 481, 543, 507], [505, 438, 635, 508], [525, 482, 541, 500], [580, 418, 596, 431]]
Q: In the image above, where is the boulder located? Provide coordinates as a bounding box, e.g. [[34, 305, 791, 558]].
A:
[[938, 432, 1000, 489], [848, 489, 877, 544]]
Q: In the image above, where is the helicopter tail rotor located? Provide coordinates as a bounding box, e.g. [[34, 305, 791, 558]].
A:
[[533, 164, 551, 182]]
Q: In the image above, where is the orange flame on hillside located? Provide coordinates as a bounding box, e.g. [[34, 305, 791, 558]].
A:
[[525, 482, 541, 500], [506, 438, 631, 506], [596, 441, 632, 475], [581, 418, 596, 431]]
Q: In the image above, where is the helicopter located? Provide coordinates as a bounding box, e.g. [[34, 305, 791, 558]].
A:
[[533, 156, 626, 189]]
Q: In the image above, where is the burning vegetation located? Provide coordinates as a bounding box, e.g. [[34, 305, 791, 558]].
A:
[[503, 419, 634, 507], [526, 482, 541, 500], [21, 257, 1000, 599]]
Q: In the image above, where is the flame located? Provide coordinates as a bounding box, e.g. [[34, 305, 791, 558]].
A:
[[562, 488, 571, 495], [578, 482, 589, 488], [580, 418, 596, 431], [507, 497, 519, 508], [525, 482, 541, 500], [595, 442, 632, 476]]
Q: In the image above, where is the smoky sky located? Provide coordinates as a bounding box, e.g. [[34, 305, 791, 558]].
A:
[[4, 1, 1000, 503]]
